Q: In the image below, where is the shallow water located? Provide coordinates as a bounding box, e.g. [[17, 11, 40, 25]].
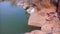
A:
[[0, 1, 34, 34]]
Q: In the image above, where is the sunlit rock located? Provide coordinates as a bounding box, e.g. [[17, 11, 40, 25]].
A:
[[52, 22, 60, 34], [28, 7, 58, 27], [41, 20, 60, 34], [30, 30, 46, 34], [53, 32, 60, 34], [41, 22, 55, 33]]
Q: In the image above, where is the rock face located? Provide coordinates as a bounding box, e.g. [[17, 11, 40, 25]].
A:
[[25, 0, 60, 34], [28, 8, 58, 27], [28, 0, 59, 28], [27, 8, 60, 34], [58, 0, 60, 19], [27, 9, 60, 34]]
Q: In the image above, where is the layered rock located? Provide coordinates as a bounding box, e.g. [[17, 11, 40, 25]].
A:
[[28, 8, 58, 27], [25, 0, 60, 34]]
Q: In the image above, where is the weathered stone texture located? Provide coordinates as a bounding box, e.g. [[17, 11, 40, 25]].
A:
[[30, 30, 46, 34], [26, 0, 60, 34], [28, 8, 58, 27], [41, 22, 60, 33]]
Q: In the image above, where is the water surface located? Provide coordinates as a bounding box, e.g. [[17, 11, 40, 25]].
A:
[[0, 1, 33, 34]]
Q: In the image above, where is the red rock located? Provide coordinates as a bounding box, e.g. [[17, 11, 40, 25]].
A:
[[52, 22, 60, 34], [28, 12, 46, 27], [30, 30, 46, 34], [28, 9, 47, 27], [53, 32, 60, 34], [28, 7, 58, 27], [41, 23, 53, 33], [41, 21, 60, 33]]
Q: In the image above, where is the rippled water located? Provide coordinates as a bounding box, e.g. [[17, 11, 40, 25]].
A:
[[0, 1, 34, 34]]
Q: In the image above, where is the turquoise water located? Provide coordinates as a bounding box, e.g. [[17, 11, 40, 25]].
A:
[[0, 1, 34, 34]]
